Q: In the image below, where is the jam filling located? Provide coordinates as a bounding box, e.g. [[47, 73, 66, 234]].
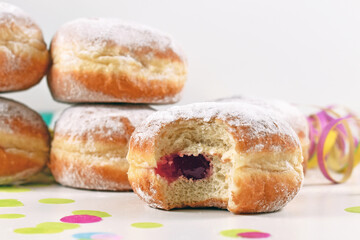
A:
[[155, 154, 212, 183]]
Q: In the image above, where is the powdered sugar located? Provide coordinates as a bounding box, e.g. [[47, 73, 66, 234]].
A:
[[257, 99, 308, 138], [0, 2, 27, 21], [217, 96, 309, 139], [0, 2, 45, 74], [54, 74, 120, 102], [134, 186, 163, 209], [0, 2, 39, 31], [57, 158, 130, 191], [132, 101, 300, 152], [0, 97, 43, 134], [54, 18, 186, 61], [55, 104, 154, 142]]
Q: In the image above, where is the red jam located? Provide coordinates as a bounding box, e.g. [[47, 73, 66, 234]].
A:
[[155, 154, 211, 183]]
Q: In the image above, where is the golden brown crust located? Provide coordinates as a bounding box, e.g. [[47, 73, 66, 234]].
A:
[[0, 3, 49, 92], [48, 69, 185, 104], [48, 18, 187, 104], [0, 52, 49, 92], [301, 142, 309, 174], [228, 168, 302, 213], [0, 97, 50, 184], [0, 149, 44, 176], [295, 128, 309, 174]]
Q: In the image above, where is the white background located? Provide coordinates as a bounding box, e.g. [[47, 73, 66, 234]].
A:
[[1, 0, 360, 112]]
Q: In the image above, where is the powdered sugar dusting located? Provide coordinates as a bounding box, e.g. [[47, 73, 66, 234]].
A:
[[134, 186, 162, 209], [217, 96, 309, 139], [55, 104, 154, 142], [251, 179, 301, 212], [0, 2, 29, 21], [0, 97, 43, 134], [0, 2, 39, 33], [57, 158, 131, 191], [255, 98, 308, 139], [54, 18, 186, 61], [0, 2, 45, 75], [132, 102, 300, 152], [55, 74, 120, 102]]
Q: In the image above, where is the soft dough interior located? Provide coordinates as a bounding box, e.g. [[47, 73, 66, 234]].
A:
[[154, 120, 237, 208]]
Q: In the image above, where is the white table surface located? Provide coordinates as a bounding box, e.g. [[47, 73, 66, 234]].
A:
[[1, 169, 360, 240]]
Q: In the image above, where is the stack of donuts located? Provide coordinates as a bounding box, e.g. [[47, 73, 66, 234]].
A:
[[0, 2, 188, 190], [0, 2, 311, 214], [48, 18, 188, 190], [0, 3, 50, 185]]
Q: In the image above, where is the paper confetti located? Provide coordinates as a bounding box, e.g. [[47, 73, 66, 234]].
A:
[[0, 199, 23, 207], [61, 215, 102, 224], [220, 229, 270, 238], [38, 198, 75, 204], [131, 222, 163, 228], [0, 214, 25, 219], [72, 210, 111, 218]]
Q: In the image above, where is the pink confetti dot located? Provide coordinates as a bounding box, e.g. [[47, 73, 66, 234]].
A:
[[60, 215, 102, 224], [237, 232, 271, 238]]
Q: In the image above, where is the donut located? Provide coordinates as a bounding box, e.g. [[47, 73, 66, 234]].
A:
[[0, 3, 49, 92], [49, 104, 154, 191], [127, 102, 304, 213], [217, 96, 310, 173], [48, 18, 187, 104], [0, 97, 50, 184]]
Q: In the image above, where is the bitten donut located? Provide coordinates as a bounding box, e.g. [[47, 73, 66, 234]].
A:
[[217, 96, 310, 173], [127, 102, 304, 213], [49, 104, 154, 191], [48, 18, 187, 104], [0, 97, 50, 184], [0, 3, 49, 92]]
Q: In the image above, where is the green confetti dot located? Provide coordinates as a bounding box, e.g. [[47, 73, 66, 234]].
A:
[[0, 186, 30, 192], [14, 227, 63, 234], [37, 222, 80, 230], [0, 199, 23, 207], [131, 222, 163, 228], [345, 206, 360, 213], [38, 198, 75, 204], [220, 229, 260, 238], [72, 210, 111, 218], [0, 214, 25, 219]]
